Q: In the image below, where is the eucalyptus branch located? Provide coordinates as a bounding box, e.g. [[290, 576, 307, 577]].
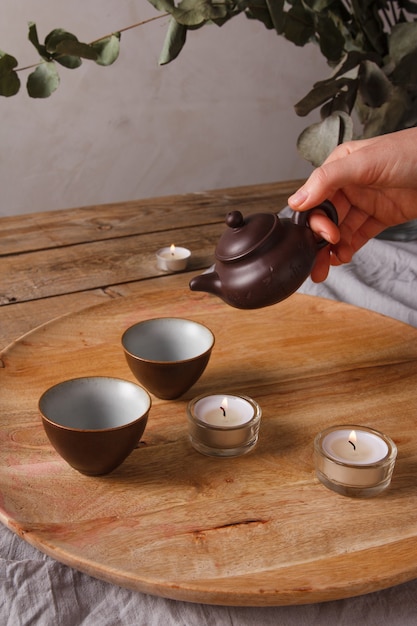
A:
[[89, 12, 169, 45], [16, 13, 169, 74], [2, 0, 417, 164]]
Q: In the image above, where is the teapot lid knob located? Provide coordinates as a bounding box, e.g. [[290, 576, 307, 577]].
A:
[[226, 211, 245, 229], [216, 210, 279, 262]]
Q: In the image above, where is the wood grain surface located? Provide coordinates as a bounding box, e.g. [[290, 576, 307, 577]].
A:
[[1, 288, 417, 606], [0, 181, 303, 256]]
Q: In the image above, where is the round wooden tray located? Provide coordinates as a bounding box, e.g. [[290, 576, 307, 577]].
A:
[[1, 289, 417, 606]]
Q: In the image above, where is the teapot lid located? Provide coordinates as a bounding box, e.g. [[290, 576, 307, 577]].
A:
[[215, 210, 279, 261]]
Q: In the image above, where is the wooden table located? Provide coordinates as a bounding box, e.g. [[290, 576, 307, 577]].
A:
[[1, 181, 417, 607], [0, 181, 302, 349]]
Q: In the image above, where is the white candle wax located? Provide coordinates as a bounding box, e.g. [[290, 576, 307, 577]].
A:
[[315, 425, 397, 491], [187, 393, 262, 456], [195, 395, 254, 428], [322, 429, 389, 465], [156, 244, 191, 272]]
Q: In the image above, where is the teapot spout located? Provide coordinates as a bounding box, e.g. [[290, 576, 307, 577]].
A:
[[189, 268, 222, 297]]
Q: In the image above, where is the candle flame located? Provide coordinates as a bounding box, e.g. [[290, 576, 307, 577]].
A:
[[348, 430, 357, 451], [219, 397, 228, 417], [170, 244, 176, 255]]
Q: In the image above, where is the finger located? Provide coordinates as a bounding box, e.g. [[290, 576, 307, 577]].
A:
[[288, 144, 379, 211], [310, 247, 331, 282], [307, 212, 340, 244], [336, 210, 385, 258], [331, 242, 354, 263], [339, 205, 372, 235], [329, 251, 343, 267], [290, 190, 350, 244], [349, 216, 387, 250]]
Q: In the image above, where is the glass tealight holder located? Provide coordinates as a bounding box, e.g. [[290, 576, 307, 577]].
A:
[[314, 425, 397, 498], [187, 393, 262, 458]]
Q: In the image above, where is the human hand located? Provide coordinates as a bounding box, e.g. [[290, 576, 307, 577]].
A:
[[288, 129, 417, 281]]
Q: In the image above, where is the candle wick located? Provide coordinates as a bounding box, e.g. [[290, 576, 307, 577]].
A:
[[220, 406, 226, 417], [349, 440, 356, 451]]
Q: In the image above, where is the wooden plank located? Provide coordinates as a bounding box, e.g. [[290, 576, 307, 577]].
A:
[[0, 181, 302, 255], [0, 273, 193, 351], [0, 223, 221, 305]]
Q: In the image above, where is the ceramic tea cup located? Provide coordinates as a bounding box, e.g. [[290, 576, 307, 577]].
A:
[[121, 317, 215, 400], [39, 376, 151, 475]]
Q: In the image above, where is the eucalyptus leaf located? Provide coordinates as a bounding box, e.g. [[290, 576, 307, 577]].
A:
[[149, 0, 231, 27], [28, 22, 48, 59], [55, 40, 98, 61], [45, 29, 78, 54], [351, 0, 386, 56], [147, 0, 175, 12], [294, 77, 354, 116], [27, 61, 60, 98], [339, 110, 354, 143], [328, 50, 380, 82], [244, 5, 274, 30], [391, 49, 417, 94], [159, 19, 187, 65], [320, 80, 358, 117], [44, 29, 98, 66], [297, 112, 353, 166], [360, 87, 412, 137], [92, 34, 121, 66], [284, 5, 315, 46], [53, 55, 82, 70], [0, 52, 20, 96], [172, 0, 229, 26], [389, 22, 417, 65], [358, 60, 391, 107], [316, 15, 345, 62], [265, 0, 285, 34]]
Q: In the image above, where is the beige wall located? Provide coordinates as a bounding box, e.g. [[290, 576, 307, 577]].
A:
[[0, 2, 328, 216]]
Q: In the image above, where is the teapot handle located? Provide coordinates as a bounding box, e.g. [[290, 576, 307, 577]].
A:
[[291, 200, 339, 250]]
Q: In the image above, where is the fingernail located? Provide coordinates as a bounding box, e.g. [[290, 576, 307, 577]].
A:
[[318, 231, 332, 242], [288, 189, 308, 207]]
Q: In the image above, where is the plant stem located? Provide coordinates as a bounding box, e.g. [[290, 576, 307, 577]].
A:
[[16, 12, 169, 73], [89, 13, 169, 45], [16, 61, 44, 73]]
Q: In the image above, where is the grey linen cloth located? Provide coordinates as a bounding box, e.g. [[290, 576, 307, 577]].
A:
[[297, 238, 417, 328]]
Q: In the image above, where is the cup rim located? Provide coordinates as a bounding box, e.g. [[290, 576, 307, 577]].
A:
[[121, 317, 215, 365], [38, 376, 151, 433]]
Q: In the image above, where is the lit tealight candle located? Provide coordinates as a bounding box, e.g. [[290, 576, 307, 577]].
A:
[[322, 428, 389, 464], [187, 393, 262, 457], [314, 425, 397, 497], [156, 244, 191, 272]]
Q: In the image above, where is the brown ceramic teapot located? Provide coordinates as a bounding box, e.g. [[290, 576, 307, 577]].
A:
[[189, 200, 338, 309]]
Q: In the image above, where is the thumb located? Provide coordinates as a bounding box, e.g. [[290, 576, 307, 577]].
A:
[[288, 165, 341, 210], [288, 140, 375, 210]]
